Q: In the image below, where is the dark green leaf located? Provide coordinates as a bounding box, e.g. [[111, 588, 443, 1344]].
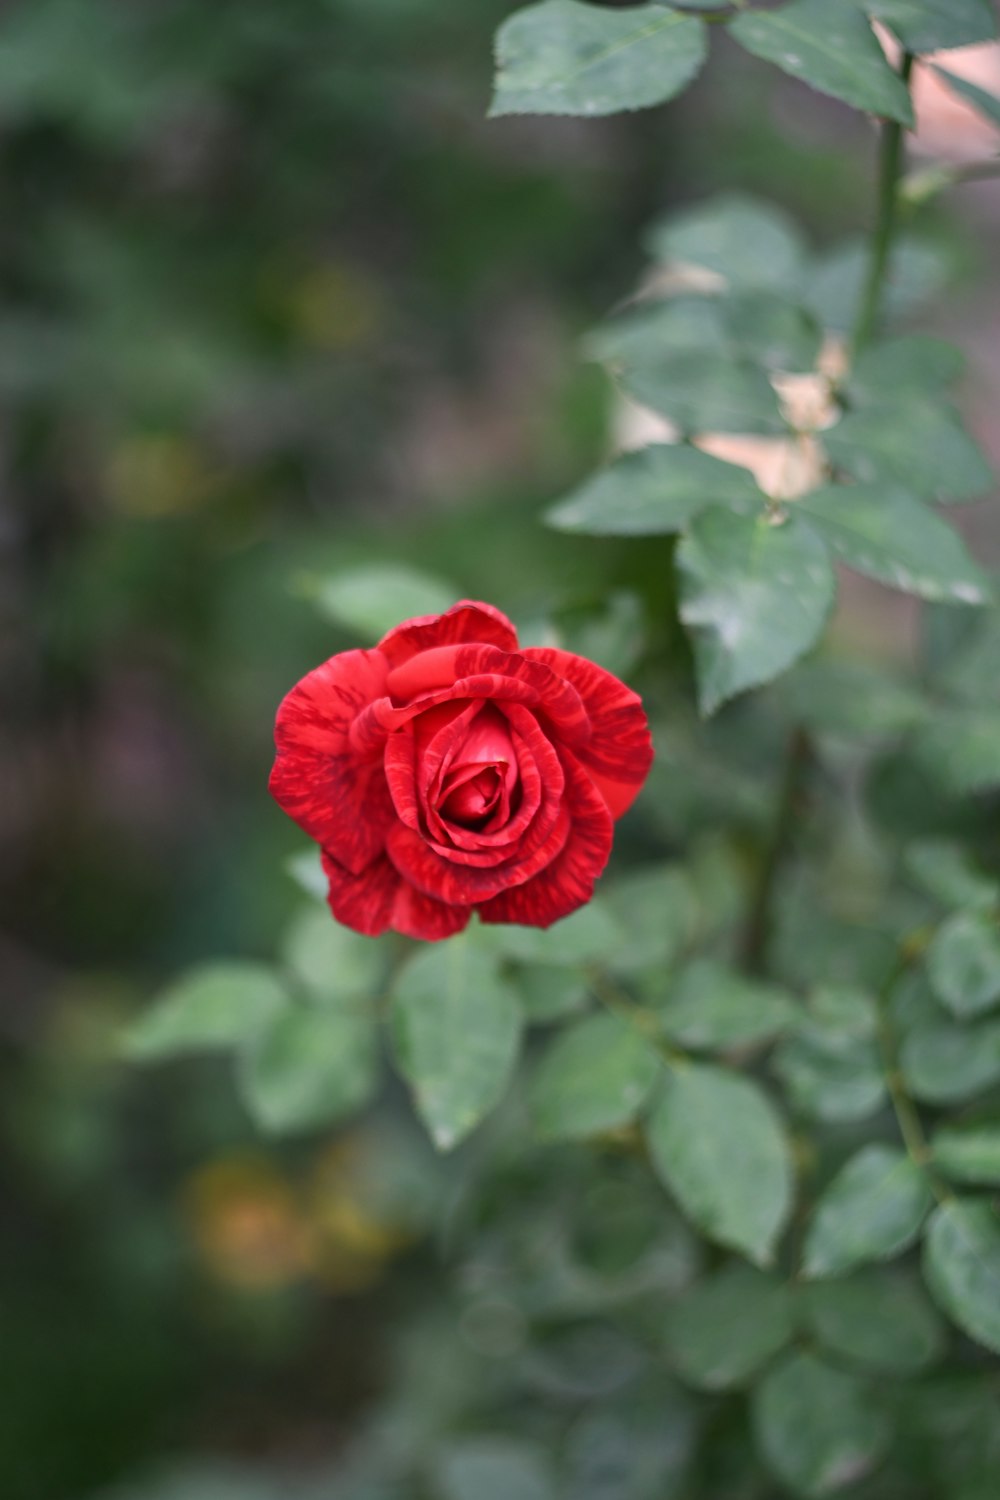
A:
[[824, 402, 993, 505], [620, 349, 786, 436], [933, 64, 1000, 129], [644, 193, 806, 290], [124, 963, 288, 1061], [910, 708, 1000, 796], [847, 335, 964, 406], [677, 508, 836, 715], [647, 1063, 793, 1264], [923, 1199, 1000, 1354], [927, 912, 1000, 1020], [865, 0, 997, 53], [238, 1004, 378, 1135], [803, 1145, 933, 1277], [932, 1125, 1000, 1185], [530, 1011, 660, 1139], [490, 1, 708, 118], [659, 958, 799, 1050], [545, 444, 762, 536], [664, 1263, 794, 1389], [801, 1270, 944, 1374], [752, 1352, 890, 1498], [313, 564, 456, 638], [730, 0, 915, 125], [902, 1018, 1000, 1104], [904, 840, 1000, 911], [725, 289, 822, 372]]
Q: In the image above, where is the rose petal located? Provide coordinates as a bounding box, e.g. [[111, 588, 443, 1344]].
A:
[[386, 796, 572, 905], [270, 649, 392, 873], [322, 850, 469, 941], [377, 600, 518, 668], [521, 647, 652, 818]]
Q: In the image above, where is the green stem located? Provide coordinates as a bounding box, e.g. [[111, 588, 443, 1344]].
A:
[[740, 727, 812, 977], [874, 940, 951, 1202], [588, 969, 687, 1070], [852, 51, 915, 352]]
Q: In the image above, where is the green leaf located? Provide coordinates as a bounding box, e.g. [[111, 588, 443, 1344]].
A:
[[391, 939, 522, 1149], [282, 908, 385, 1005], [901, 1018, 1000, 1104], [923, 1199, 1000, 1354], [752, 1352, 890, 1499], [664, 1263, 794, 1390], [932, 1125, 1000, 1185], [285, 848, 327, 903], [515, 964, 589, 1023], [847, 335, 964, 407], [904, 839, 1000, 911], [796, 485, 989, 605], [807, 236, 953, 333], [474, 899, 624, 967], [804, 1146, 933, 1278], [603, 863, 697, 974], [774, 1023, 885, 1123], [677, 508, 836, 716], [530, 1012, 660, 1140], [730, 0, 915, 126], [933, 64, 1000, 129], [647, 1063, 793, 1264], [801, 1270, 944, 1374], [434, 1439, 556, 1500], [824, 402, 993, 505], [725, 289, 823, 372], [910, 708, 1000, 796], [619, 349, 786, 436], [583, 294, 729, 365], [927, 912, 1000, 1020], [313, 564, 456, 639], [865, 0, 997, 53], [124, 963, 288, 1061], [645, 193, 806, 291], [489, 1, 708, 118], [544, 444, 762, 536], [777, 657, 927, 740], [237, 1004, 378, 1135], [658, 958, 799, 1050]]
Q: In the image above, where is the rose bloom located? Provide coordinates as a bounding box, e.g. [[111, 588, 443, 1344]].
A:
[[270, 600, 653, 941]]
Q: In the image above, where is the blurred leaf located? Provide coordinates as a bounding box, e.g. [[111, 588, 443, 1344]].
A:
[[647, 1063, 793, 1264], [730, 0, 914, 125], [932, 64, 1000, 128], [474, 900, 624, 967], [923, 1199, 1000, 1354], [529, 1011, 660, 1140], [283, 907, 385, 1005], [238, 1003, 378, 1135], [803, 1145, 933, 1278], [776, 657, 927, 740], [583, 294, 729, 365], [806, 237, 954, 332], [312, 565, 457, 639], [926, 911, 1000, 1020], [800, 1269, 944, 1374], [752, 1351, 890, 1499], [904, 840, 1000, 911], [931, 1124, 1000, 1185], [846, 335, 964, 406], [865, 0, 997, 52], [391, 939, 522, 1149], [124, 963, 288, 1061], [901, 1018, 1000, 1103], [603, 864, 697, 974], [489, 1, 707, 117], [620, 350, 786, 436], [658, 958, 799, 1050], [725, 289, 822, 372], [545, 445, 762, 536], [664, 1262, 794, 1390], [677, 508, 836, 716], [433, 1438, 556, 1500], [824, 403, 993, 505], [645, 193, 806, 291], [285, 848, 328, 903], [796, 485, 990, 605], [910, 708, 1000, 796], [515, 964, 590, 1022], [555, 590, 645, 677]]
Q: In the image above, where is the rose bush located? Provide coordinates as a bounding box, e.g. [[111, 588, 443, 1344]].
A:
[[269, 600, 653, 940]]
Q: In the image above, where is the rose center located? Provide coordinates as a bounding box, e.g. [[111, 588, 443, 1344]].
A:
[[439, 762, 506, 828]]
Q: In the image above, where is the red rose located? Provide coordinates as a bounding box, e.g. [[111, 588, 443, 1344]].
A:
[[269, 600, 653, 941]]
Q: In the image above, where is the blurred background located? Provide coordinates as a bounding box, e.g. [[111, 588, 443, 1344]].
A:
[[2, 2, 1000, 1497]]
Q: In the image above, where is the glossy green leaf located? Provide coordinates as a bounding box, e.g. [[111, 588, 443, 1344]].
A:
[[238, 1003, 378, 1135], [619, 349, 786, 436], [927, 911, 1000, 1020], [752, 1352, 890, 1498], [902, 1019, 1000, 1104], [847, 334, 964, 406], [801, 1270, 944, 1374], [923, 1199, 1000, 1354], [530, 1012, 660, 1140], [645, 193, 806, 290], [932, 1125, 1000, 1185], [490, 1, 708, 118], [124, 963, 288, 1061], [283, 908, 385, 1006], [796, 485, 989, 605], [647, 1063, 793, 1264], [824, 402, 993, 505], [391, 940, 522, 1150], [803, 1145, 933, 1278], [664, 1263, 794, 1390], [677, 508, 836, 715], [910, 708, 1000, 796], [434, 1439, 556, 1500], [904, 840, 1000, 911], [730, 0, 915, 125], [865, 0, 997, 53], [313, 564, 456, 639], [659, 958, 799, 1050], [545, 444, 762, 536], [933, 64, 1000, 129]]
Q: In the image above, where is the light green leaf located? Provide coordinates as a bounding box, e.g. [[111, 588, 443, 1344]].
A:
[[777, 657, 927, 740], [644, 193, 806, 291], [824, 402, 993, 505], [313, 564, 456, 639], [677, 508, 836, 716], [659, 958, 799, 1050], [664, 1263, 794, 1390], [932, 1125, 1000, 1185], [933, 64, 1000, 129], [847, 334, 964, 406], [910, 708, 1000, 796], [516, 964, 590, 1023], [865, 0, 997, 53], [238, 1004, 378, 1135], [801, 1270, 944, 1374], [725, 289, 822, 372], [923, 1199, 1000, 1354], [391, 939, 522, 1150], [285, 848, 327, 903], [803, 1145, 933, 1278], [603, 863, 697, 974], [775, 1024, 885, 1123], [901, 1019, 1000, 1104], [124, 963, 288, 1061], [283, 908, 385, 1006], [490, 1, 707, 118], [647, 1063, 793, 1264], [583, 294, 729, 366], [807, 236, 953, 333], [796, 485, 989, 605], [752, 1352, 890, 1499], [904, 840, 1000, 911], [474, 899, 624, 967], [434, 1438, 556, 1500], [927, 911, 1000, 1020], [730, 0, 915, 125], [530, 1012, 660, 1140], [545, 445, 762, 536], [619, 349, 786, 436]]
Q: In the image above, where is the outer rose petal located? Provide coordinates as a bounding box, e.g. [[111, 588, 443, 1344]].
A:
[[270, 649, 392, 873], [386, 800, 572, 905], [477, 752, 614, 928], [322, 850, 469, 941], [377, 600, 519, 668], [521, 646, 652, 818]]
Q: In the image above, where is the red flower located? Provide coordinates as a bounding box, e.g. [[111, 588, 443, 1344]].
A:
[[269, 601, 653, 941]]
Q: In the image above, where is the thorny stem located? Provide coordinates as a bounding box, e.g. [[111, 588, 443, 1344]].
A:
[[740, 727, 813, 977], [852, 50, 916, 352]]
